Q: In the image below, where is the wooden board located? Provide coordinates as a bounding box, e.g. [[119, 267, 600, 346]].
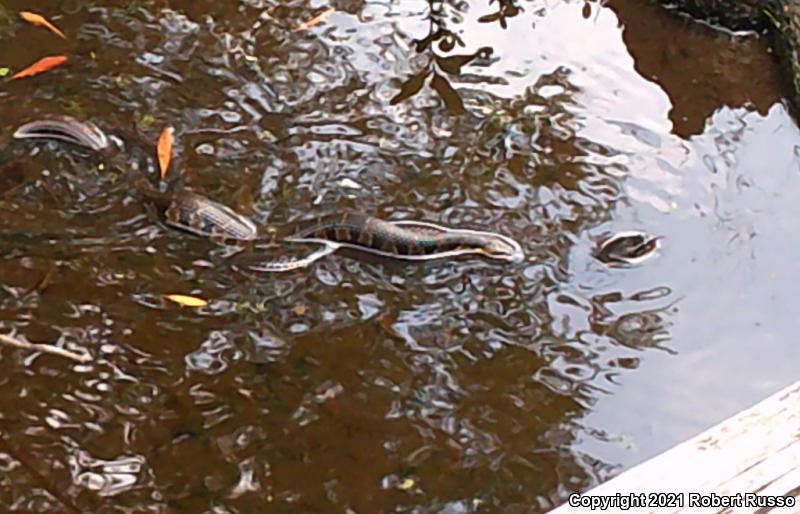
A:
[[550, 380, 800, 513]]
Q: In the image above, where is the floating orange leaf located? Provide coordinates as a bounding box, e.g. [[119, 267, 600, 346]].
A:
[[20, 11, 66, 39], [157, 126, 174, 181], [292, 7, 335, 32], [10, 55, 68, 80], [164, 294, 208, 307]]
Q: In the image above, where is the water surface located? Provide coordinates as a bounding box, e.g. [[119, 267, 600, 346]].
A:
[[0, 0, 796, 512]]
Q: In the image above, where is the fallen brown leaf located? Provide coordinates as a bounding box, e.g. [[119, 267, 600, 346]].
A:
[[20, 11, 66, 39], [157, 126, 174, 181], [10, 55, 68, 80], [292, 7, 335, 32]]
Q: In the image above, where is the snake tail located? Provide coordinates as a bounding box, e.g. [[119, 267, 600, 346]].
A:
[[248, 244, 338, 272]]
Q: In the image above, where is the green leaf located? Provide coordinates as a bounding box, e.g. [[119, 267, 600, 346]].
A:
[[136, 113, 157, 130]]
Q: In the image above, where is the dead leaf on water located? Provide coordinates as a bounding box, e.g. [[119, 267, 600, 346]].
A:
[[157, 126, 174, 181], [292, 7, 335, 32], [10, 55, 67, 80], [164, 294, 208, 307], [20, 11, 66, 39]]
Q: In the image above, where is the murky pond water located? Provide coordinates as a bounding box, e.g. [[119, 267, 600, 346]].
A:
[[0, 0, 797, 512]]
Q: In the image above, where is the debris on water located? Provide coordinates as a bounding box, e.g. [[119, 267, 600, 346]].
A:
[[292, 7, 335, 32], [156, 126, 174, 181], [135, 112, 157, 130], [19, 11, 66, 39], [0, 333, 91, 363], [339, 178, 361, 189], [164, 293, 209, 307], [9, 55, 68, 80], [398, 478, 415, 490]]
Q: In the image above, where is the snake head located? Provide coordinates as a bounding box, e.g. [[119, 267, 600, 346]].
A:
[[481, 234, 524, 262], [595, 231, 661, 265]]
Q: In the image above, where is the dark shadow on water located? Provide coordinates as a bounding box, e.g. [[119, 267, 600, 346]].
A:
[[609, 0, 787, 136]]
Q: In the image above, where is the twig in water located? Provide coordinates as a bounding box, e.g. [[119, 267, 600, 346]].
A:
[[0, 334, 91, 363], [292, 7, 335, 32]]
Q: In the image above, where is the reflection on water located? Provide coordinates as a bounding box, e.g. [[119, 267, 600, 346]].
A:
[[0, 0, 796, 512]]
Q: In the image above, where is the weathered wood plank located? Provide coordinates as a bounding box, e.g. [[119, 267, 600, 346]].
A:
[[550, 380, 800, 513]]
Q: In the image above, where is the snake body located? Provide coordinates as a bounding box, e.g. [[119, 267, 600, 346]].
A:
[[13, 116, 524, 270], [13, 116, 258, 241], [249, 212, 524, 272], [161, 189, 258, 241]]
